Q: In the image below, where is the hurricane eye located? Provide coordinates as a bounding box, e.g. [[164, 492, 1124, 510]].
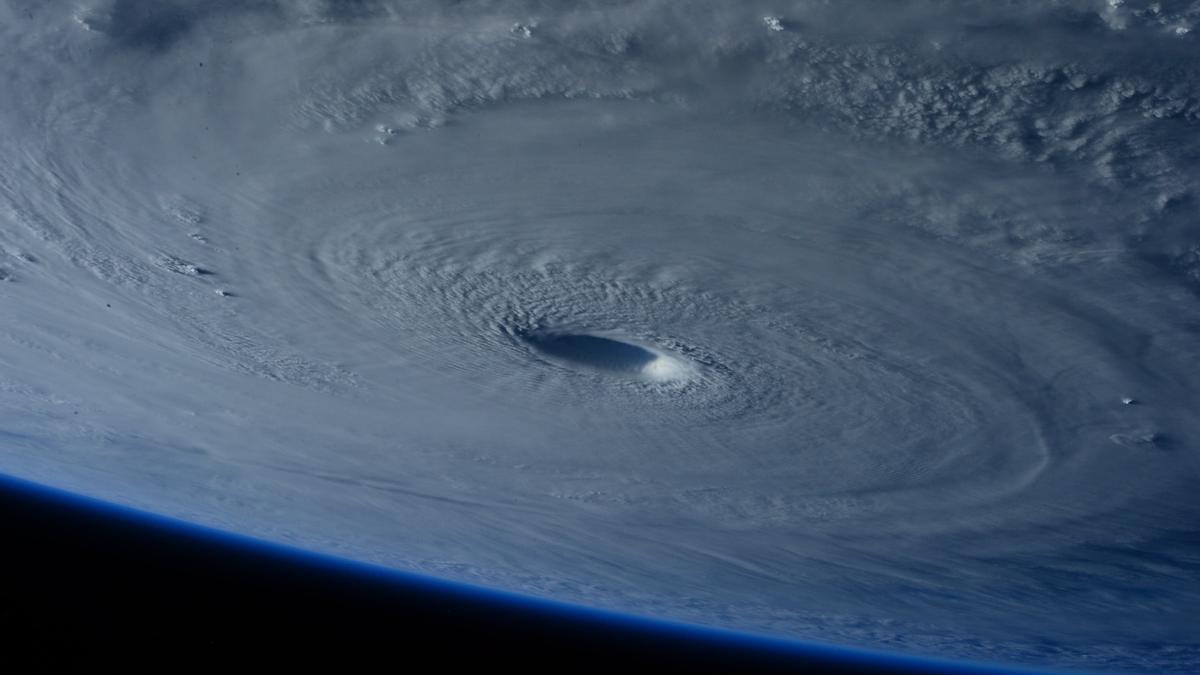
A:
[[517, 331, 689, 383]]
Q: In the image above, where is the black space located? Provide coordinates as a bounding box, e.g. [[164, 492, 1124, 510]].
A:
[[0, 476, 969, 673]]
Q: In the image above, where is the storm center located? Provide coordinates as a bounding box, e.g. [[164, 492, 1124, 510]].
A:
[[520, 331, 685, 381]]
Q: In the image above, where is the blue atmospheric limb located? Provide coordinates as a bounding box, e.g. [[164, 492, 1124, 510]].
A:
[[0, 472, 1044, 674]]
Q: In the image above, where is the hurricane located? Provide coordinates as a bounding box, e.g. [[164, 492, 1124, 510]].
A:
[[2, 1, 1199, 671]]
